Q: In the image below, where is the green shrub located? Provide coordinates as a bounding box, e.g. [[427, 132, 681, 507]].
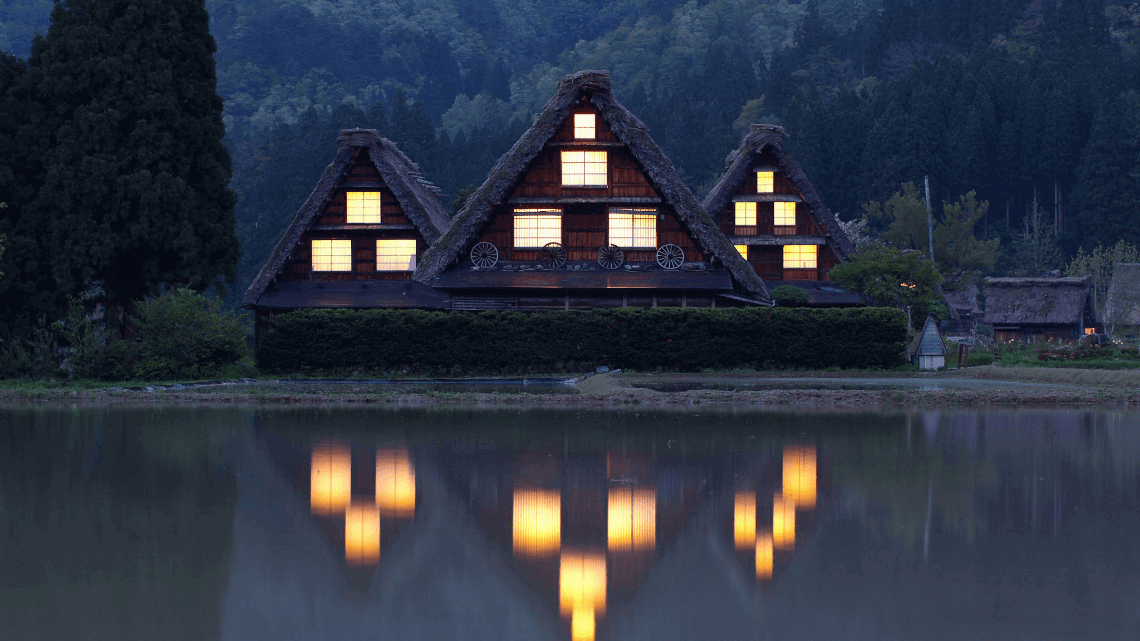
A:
[[55, 300, 137, 381], [256, 307, 909, 374], [135, 289, 249, 380], [770, 285, 810, 307], [968, 351, 995, 366]]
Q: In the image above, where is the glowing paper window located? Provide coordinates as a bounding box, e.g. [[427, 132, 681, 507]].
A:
[[376, 239, 417, 271], [755, 530, 774, 579], [773, 493, 796, 550], [783, 245, 817, 269], [774, 202, 796, 226], [513, 488, 561, 557], [757, 171, 774, 193], [735, 201, 757, 226], [574, 113, 596, 139], [376, 448, 416, 518], [345, 499, 381, 566], [514, 209, 562, 248], [608, 209, 656, 248], [562, 150, 607, 186], [346, 191, 381, 223], [735, 245, 749, 259], [782, 445, 817, 509], [311, 239, 352, 272], [310, 441, 351, 515], [560, 548, 607, 641], [608, 485, 656, 552], [734, 491, 756, 551]]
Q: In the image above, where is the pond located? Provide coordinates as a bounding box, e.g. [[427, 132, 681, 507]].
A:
[[1, 405, 1138, 640]]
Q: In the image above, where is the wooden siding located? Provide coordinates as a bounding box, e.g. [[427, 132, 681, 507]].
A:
[[510, 146, 659, 200], [551, 104, 620, 143], [743, 244, 838, 282]]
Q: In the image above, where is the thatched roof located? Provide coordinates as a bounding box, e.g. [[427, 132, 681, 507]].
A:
[[1106, 263, 1140, 326], [412, 70, 770, 302], [242, 128, 450, 309], [943, 283, 981, 314], [702, 124, 856, 261], [982, 276, 1092, 326]]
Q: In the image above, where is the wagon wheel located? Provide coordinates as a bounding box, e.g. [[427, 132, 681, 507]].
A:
[[541, 242, 567, 268], [597, 244, 625, 270], [470, 242, 499, 268], [656, 243, 685, 270]]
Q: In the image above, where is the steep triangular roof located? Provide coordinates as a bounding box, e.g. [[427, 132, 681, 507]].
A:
[[413, 70, 769, 302], [917, 315, 946, 356], [703, 124, 856, 261], [242, 129, 450, 308]]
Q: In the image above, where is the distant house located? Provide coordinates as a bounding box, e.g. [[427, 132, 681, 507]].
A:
[[914, 315, 946, 370], [1105, 263, 1140, 337], [701, 124, 860, 306], [242, 129, 452, 340], [983, 276, 1099, 343], [413, 70, 770, 310]]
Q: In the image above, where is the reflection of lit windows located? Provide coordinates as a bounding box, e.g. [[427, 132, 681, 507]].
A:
[[608, 208, 656, 248], [311, 239, 352, 272], [514, 209, 562, 248], [735, 245, 749, 259], [376, 448, 415, 518], [562, 151, 607, 186], [782, 445, 817, 509], [734, 491, 756, 551], [513, 488, 561, 557], [574, 113, 596, 139], [311, 441, 351, 515], [773, 493, 796, 549], [608, 486, 656, 551], [345, 500, 381, 566], [757, 171, 774, 193], [734, 201, 757, 227], [783, 245, 817, 269], [755, 530, 774, 579], [376, 239, 417, 271], [560, 548, 607, 641], [774, 201, 796, 226], [346, 191, 381, 223]]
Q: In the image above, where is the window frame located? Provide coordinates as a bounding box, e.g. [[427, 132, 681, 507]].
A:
[[561, 150, 608, 187], [734, 201, 757, 226], [734, 244, 749, 259], [346, 191, 382, 224], [783, 245, 817, 269], [311, 239, 353, 272], [774, 201, 797, 227], [376, 239, 418, 271], [513, 208, 563, 249], [756, 171, 775, 194], [573, 113, 596, 140], [608, 208, 657, 249]]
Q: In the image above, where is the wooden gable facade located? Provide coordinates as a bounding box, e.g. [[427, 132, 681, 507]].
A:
[[242, 129, 452, 329], [703, 125, 857, 303], [415, 70, 770, 310]]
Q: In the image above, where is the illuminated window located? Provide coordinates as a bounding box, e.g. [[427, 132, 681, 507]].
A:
[[735, 244, 749, 259], [608, 208, 656, 248], [514, 209, 562, 248], [1084, 327, 1095, 335], [346, 191, 381, 223], [562, 151, 607, 186], [774, 202, 796, 226], [757, 171, 774, 193], [311, 239, 352, 271], [574, 113, 595, 139], [376, 239, 417, 271], [734, 201, 757, 226], [783, 245, 817, 269]]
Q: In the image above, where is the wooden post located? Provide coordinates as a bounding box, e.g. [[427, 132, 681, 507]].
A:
[[924, 175, 934, 263]]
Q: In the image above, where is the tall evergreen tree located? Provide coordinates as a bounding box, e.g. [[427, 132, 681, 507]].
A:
[[1071, 91, 1140, 249], [29, 0, 239, 310]]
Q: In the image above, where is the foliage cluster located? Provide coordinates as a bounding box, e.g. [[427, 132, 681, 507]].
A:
[[769, 285, 810, 307], [993, 340, 1140, 369], [828, 245, 943, 328], [255, 307, 909, 374]]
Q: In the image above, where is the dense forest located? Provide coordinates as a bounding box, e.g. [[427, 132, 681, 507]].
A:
[[3, 0, 1140, 312]]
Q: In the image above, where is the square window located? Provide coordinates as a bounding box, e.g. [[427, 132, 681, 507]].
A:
[[757, 171, 774, 193], [774, 202, 796, 226], [561, 150, 607, 186], [346, 191, 381, 224], [609, 208, 657, 248], [735, 244, 749, 259], [783, 245, 817, 269], [514, 209, 562, 248], [376, 239, 417, 271], [734, 201, 757, 226], [573, 113, 595, 139], [312, 239, 353, 271]]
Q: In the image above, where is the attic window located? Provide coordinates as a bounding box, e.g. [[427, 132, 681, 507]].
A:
[[609, 208, 656, 248], [574, 113, 596, 139], [514, 208, 562, 248], [774, 202, 796, 227], [734, 202, 757, 227], [783, 245, 816, 269], [312, 239, 353, 272], [735, 244, 749, 259], [346, 191, 382, 224], [757, 171, 775, 193], [561, 151, 607, 186], [376, 239, 417, 271]]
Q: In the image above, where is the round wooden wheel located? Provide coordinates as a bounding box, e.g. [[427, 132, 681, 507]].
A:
[[541, 242, 567, 268], [656, 243, 685, 270], [470, 242, 499, 268], [597, 244, 625, 270]]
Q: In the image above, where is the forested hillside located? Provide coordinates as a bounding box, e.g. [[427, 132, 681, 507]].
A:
[[4, 0, 1140, 307]]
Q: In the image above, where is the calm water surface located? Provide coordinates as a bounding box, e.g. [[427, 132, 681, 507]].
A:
[[2, 405, 1138, 641]]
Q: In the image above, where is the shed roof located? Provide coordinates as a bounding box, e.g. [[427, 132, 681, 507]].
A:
[[917, 315, 946, 356], [242, 129, 451, 309], [412, 70, 770, 302], [982, 277, 1092, 326]]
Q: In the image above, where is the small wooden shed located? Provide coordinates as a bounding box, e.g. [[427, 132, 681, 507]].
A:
[[983, 276, 1098, 343], [915, 315, 946, 370]]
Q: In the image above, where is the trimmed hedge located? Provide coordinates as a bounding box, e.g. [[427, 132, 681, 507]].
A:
[[256, 307, 909, 373]]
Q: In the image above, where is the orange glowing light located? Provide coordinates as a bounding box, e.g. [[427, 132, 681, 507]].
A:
[[734, 491, 757, 550], [310, 441, 351, 515], [755, 530, 774, 580], [560, 548, 607, 619], [513, 488, 561, 558], [344, 499, 380, 566], [782, 445, 817, 509], [376, 448, 416, 518], [608, 485, 656, 552], [571, 607, 596, 641], [773, 493, 796, 550]]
